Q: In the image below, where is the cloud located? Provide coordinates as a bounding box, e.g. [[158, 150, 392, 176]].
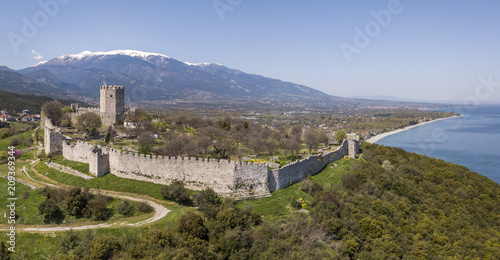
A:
[[31, 50, 44, 60]]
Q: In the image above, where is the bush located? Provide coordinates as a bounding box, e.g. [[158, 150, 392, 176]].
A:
[[160, 180, 190, 204], [193, 188, 221, 218], [341, 173, 359, 190], [89, 236, 121, 260], [177, 212, 208, 240], [9, 138, 20, 146], [291, 198, 303, 209], [137, 202, 153, 213], [117, 200, 133, 216]]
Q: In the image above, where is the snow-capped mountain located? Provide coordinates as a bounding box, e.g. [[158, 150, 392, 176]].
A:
[[20, 50, 327, 103]]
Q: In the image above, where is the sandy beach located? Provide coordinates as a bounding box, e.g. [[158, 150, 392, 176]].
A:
[[366, 115, 462, 144]]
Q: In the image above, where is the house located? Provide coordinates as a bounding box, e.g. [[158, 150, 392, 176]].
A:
[[0, 115, 14, 122], [21, 110, 31, 116], [0, 110, 9, 115]]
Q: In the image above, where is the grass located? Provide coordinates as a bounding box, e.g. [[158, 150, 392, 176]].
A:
[[238, 158, 353, 221], [0, 131, 33, 151], [0, 167, 46, 225], [35, 162, 165, 200], [52, 156, 91, 175]]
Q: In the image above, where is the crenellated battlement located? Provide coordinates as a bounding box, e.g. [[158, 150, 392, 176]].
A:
[[100, 85, 124, 90], [47, 125, 358, 198]]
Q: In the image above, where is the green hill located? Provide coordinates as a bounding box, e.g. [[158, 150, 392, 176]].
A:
[[0, 90, 82, 114]]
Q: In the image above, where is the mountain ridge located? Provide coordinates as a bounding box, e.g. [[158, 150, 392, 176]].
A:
[[19, 50, 328, 103]]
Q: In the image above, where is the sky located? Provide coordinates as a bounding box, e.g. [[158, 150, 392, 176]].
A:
[[1, 0, 500, 104]]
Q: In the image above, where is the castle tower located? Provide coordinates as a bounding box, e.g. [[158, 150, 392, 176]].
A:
[[99, 85, 125, 125]]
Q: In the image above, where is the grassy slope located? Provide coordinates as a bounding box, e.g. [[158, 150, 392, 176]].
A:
[[34, 162, 165, 200], [52, 156, 91, 175], [239, 158, 353, 221]]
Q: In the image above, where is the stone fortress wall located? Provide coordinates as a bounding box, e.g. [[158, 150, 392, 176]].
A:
[[44, 84, 360, 198], [46, 127, 359, 198]]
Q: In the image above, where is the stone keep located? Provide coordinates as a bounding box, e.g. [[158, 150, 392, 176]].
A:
[[99, 85, 125, 125]]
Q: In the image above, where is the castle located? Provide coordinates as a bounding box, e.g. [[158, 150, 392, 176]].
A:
[[70, 85, 126, 126], [44, 86, 360, 199]]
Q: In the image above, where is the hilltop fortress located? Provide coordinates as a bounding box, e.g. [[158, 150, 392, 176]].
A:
[[44, 86, 359, 198], [69, 85, 126, 126]]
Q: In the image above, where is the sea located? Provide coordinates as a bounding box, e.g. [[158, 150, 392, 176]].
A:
[[375, 105, 500, 184]]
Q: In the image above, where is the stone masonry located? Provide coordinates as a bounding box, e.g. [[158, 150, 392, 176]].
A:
[[69, 85, 126, 126], [45, 126, 359, 198]]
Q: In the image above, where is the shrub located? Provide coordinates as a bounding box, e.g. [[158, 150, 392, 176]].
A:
[[9, 138, 20, 146], [291, 198, 303, 209], [177, 212, 208, 240], [160, 180, 190, 204], [117, 200, 133, 216], [89, 236, 121, 260], [193, 188, 222, 218], [137, 202, 153, 213]]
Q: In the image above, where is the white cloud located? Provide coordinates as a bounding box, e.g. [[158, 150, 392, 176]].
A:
[[31, 50, 44, 60]]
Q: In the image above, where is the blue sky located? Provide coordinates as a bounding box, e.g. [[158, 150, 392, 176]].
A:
[[1, 0, 500, 103]]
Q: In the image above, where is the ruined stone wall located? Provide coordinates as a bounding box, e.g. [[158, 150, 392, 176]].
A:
[[233, 163, 270, 198], [268, 140, 349, 192], [106, 148, 269, 196], [62, 141, 94, 164], [44, 126, 63, 155], [54, 127, 359, 197], [68, 108, 120, 126]]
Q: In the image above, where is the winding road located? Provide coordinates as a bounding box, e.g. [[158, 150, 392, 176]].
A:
[[1, 162, 170, 232]]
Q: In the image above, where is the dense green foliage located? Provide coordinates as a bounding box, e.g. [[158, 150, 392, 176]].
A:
[[17, 143, 497, 259], [0, 90, 81, 114]]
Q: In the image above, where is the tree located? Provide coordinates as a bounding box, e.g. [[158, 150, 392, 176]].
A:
[[243, 120, 249, 129], [62, 106, 74, 113], [177, 212, 208, 240], [60, 113, 72, 127], [89, 236, 121, 260], [160, 180, 190, 204], [138, 132, 155, 154], [76, 112, 102, 136], [84, 196, 110, 221], [38, 198, 63, 224], [220, 120, 231, 131], [335, 130, 347, 144], [263, 138, 278, 157], [303, 128, 320, 154], [291, 125, 303, 143], [117, 200, 133, 216], [193, 188, 222, 219], [125, 109, 153, 125], [104, 126, 112, 144], [42, 101, 63, 126], [318, 129, 330, 148], [216, 207, 246, 229]]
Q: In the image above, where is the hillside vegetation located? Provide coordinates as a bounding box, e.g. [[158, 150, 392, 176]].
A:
[[3, 143, 497, 259], [0, 90, 81, 114]]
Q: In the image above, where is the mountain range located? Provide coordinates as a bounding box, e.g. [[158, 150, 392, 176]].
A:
[[0, 50, 452, 109], [13, 50, 331, 104]]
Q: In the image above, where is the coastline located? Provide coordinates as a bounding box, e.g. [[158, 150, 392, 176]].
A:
[[365, 115, 462, 144]]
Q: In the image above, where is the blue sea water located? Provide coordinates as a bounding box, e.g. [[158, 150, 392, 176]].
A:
[[376, 105, 500, 184]]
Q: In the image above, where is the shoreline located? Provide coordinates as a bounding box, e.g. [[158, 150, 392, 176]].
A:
[[365, 115, 462, 144]]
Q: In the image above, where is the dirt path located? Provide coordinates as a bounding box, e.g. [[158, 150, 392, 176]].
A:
[[1, 163, 170, 232]]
